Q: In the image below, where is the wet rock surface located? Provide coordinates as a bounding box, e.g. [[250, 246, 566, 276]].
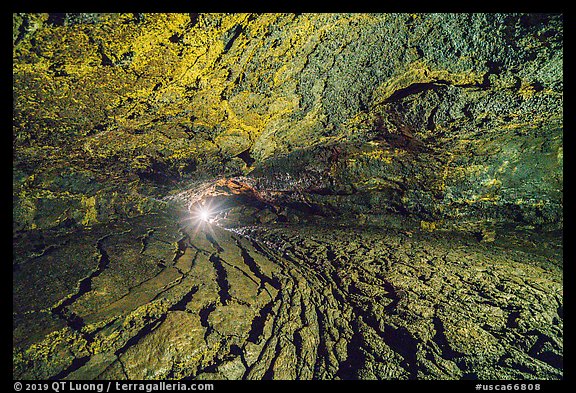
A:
[[13, 210, 562, 380]]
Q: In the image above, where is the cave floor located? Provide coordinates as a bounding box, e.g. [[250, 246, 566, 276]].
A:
[[13, 212, 563, 380]]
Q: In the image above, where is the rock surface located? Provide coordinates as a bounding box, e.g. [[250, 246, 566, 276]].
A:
[[13, 210, 563, 380], [13, 13, 563, 381], [13, 13, 562, 233]]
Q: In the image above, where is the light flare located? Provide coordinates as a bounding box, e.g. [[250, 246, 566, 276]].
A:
[[199, 207, 211, 222]]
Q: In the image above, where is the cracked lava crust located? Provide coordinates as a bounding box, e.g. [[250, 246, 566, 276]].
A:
[[13, 13, 563, 380]]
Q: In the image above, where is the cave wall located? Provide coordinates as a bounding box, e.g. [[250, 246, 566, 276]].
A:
[[13, 13, 563, 232]]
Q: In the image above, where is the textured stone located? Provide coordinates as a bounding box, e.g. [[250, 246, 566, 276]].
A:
[[12, 12, 563, 382], [12, 13, 562, 232]]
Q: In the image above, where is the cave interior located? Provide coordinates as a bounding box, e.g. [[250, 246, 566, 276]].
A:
[[12, 13, 563, 381]]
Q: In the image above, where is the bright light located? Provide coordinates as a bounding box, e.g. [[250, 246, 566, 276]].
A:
[[199, 208, 210, 222], [191, 204, 215, 224], [183, 200, 221, 236], [186, 200, 220, 227]]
